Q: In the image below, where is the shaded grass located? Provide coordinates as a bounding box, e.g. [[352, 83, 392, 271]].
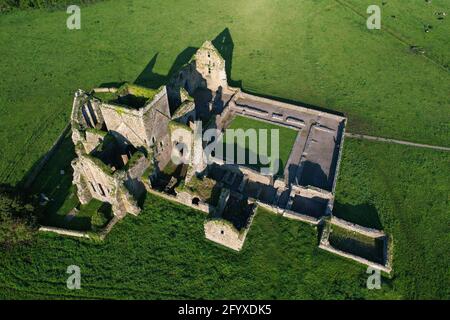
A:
[[328, 224, 384, 265]]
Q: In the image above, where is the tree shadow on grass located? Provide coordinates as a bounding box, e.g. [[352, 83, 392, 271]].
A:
[[333, 202, 383, 230]]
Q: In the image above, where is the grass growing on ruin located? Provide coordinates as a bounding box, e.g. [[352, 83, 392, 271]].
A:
[[222, 115, 298, 176], [0, 0, 449, 187]]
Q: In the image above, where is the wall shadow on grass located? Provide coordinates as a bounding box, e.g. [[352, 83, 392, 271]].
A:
[[17, 133, 91, 230], [333, 202, 383, 231], [134, 47, 199, 89], [129, 27, 343, 118], [212, 28, 242, 88]]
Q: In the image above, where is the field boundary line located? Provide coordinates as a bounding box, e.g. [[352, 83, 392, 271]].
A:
[[345, 132, 450, 151], [333, 0, 450, 73]]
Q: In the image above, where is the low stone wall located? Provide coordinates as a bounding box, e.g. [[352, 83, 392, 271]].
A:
[[146, 187, 212, 215], [319, 243, 391, 274], [39, 226, 90, 239], [330, 216, 385, 238], [97, 216, 120, 240], [291, 185, 333, 199], [283, 209, 321, 225], [256, 201, 321, 225], [318, 218, 392, 274], [330, 118, 347, 196], [255, 200, 284, 215], [92, 87, 118, 93], [236, 91, 346, 122], [209, 156, 272, 185], [39, 215, 121, 240]]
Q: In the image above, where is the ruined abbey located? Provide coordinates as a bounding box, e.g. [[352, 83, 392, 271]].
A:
[[70, 40, 391, 273]]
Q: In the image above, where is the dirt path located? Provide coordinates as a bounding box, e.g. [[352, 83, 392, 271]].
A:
[[345, 133, 450, 152]]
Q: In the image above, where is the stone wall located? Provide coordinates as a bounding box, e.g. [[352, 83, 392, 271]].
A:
[[209, 156, 272, 185], [318, 218, 392, 273], [330, 216, 386, 238], [143, 86, 172, 151], [84, 130, 104, 154], [204, 219, 246, 251], [72, 155, 116, 204], [319, 242, 391, 274], [194, 41, 228, 93], [39, 226, 90, 239]]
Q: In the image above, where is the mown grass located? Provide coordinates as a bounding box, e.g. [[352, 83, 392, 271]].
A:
[[221, 115, 298, 176], [0, 0, 449, 186]]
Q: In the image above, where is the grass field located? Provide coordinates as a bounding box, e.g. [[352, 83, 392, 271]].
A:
[[334, 138, 450, 299], [0, 194, 399, 300], [0, 0, 449, 186], [221, 115, 298, 176], [0, 0, 449, 300], [0, 139, 447, 299]]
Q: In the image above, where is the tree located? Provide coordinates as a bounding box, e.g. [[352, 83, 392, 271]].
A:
[[0, 185, 36, 250]]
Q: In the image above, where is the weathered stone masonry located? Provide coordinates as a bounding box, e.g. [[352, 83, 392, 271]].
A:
[[66, 40, 391, 273]]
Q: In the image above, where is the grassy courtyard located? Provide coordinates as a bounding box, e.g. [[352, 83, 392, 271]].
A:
[[221, 115, 298, 176]]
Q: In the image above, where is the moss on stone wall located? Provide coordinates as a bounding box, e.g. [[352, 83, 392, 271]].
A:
[[85, 127, 107, 137], [123, 150, 146, 171], [85, 154, 114, 176], [168, 120, 192, 133], [180, 175, 217, 203]]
